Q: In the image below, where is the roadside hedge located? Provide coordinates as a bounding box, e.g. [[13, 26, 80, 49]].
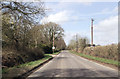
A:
[[82, 44, 118, 61]]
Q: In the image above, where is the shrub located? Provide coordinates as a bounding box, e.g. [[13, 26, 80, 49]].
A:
[[2, 47, 44, 67]]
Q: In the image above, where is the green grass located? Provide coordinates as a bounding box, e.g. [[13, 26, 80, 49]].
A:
[[17, 54, 51, 68], [70, 50, 119, 66], [2, 51, 60, 75], [2, 54, 52, 74]]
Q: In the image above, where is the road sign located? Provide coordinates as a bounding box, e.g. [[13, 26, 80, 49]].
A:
[[52, 46, 55, 49]]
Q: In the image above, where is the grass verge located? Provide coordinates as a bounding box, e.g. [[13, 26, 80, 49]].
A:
[[2, 54, 52, 76], [70, 50, 119, 66]]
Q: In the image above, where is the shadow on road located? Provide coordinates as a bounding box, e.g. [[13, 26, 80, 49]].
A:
[[27, 68, 118, 79], [55, 57, 68, 60]]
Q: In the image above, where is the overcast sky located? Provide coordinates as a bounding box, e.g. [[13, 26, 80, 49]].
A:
[[40, 1, 118, 46]]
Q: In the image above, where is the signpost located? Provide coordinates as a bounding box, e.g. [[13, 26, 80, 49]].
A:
[[52, 46, 55, 53], [52, 46, 55, 49]]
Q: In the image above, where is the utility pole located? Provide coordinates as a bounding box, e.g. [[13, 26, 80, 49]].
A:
[[76, 34, 78, 52], [52, 31, 55, 54], [91, 18, 94, 46]]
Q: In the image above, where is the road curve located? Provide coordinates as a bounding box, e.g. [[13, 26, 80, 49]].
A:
[[27, 50, 118, 78]]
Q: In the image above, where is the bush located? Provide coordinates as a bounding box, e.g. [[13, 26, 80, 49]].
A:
[[2, 47, 45, 67], [27, 48, 44, 60], [2, 49, 24, 67]]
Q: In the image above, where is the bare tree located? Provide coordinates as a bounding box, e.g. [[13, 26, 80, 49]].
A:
[[68, 34, 89, 52], [1, 2, 45, 50]]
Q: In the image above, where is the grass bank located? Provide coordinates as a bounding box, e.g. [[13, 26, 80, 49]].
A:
[[2, 54, 52, 78], [70, 50, 119, 66]]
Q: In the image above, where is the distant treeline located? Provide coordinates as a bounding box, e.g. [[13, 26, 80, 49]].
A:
[[1, 2, 66, 67], [67, 34, 118, 61], [67, 34, 89, 52]]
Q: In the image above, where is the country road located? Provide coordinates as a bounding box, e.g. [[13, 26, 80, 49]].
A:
[[27, 50, 118, 78]]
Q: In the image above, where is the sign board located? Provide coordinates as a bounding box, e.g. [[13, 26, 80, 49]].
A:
[[52, 46, 55, 49]]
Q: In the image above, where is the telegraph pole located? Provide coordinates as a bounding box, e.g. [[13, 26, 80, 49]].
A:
[[52, 31, 55, 54], [91, 18, 94, 46], [76, 34, 78, 52]]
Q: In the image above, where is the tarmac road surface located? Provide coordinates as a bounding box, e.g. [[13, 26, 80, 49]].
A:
[[27, 50, 118, 78]]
